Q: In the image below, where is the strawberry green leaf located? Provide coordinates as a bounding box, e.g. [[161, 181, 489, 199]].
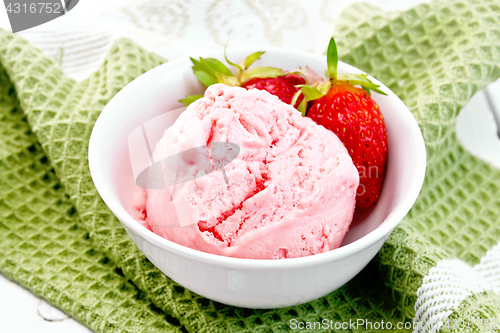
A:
[[190, 56, 202, 68], [290, 90, 303, 109], [337, 73, 371, 82], [193, 70, 217, 87], [301, 85, 326, 101], [297, 97, 307, 116], [243, 51, 265, 69], [191, 57, 218, 87], [191, 57, 214, 76], [240, 66, 285, 83], [337, 73, 388, 95], [292, 85, 327, 115], [317, 81, 331, 94], [178, 94, 203, 107], [214, 72, 240, 86], [326, 37, 338, 80], [369, 87, 387, 95], [206, 58, 233, 76]]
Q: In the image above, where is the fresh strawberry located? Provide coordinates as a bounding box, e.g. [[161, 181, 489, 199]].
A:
[[297, 38, 388, 208], [243, 73, 305, 106], [180, 50, 305, 107]]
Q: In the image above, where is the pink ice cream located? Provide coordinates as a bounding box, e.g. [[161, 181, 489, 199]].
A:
[[133, 84, 359, 259]]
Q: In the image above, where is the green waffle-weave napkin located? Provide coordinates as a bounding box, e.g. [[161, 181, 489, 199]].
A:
[[1, 0, 500, 332]]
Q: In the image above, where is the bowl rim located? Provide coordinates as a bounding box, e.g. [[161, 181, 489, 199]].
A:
[[88, 46, 427, 269]]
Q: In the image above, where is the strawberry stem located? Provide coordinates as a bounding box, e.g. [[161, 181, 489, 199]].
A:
[[327, 37, 338, 81], [224, 41, 243, 75]]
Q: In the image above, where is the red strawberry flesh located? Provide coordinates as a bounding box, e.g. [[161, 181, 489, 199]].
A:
[[243, 73, 305, 107], [307, 82, 387, 208]]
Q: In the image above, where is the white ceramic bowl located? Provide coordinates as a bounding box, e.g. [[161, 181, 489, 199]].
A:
[[88, 48, 426, 309]]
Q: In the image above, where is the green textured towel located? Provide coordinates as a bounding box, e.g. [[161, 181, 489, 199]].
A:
[[1, 0, 500, 332]]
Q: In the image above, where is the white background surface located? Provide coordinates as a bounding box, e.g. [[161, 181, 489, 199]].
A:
[[0, 0, 499, 332]]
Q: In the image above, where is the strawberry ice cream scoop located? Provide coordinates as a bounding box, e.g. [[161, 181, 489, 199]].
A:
[[133, 84, 359, 259]]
